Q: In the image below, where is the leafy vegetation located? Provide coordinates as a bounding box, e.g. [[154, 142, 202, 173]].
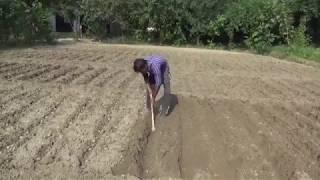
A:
[[208, 0, 293, 53], [271, 45, 320, 64], [1, 0, 320, 61], [0, 0, 52, 45]]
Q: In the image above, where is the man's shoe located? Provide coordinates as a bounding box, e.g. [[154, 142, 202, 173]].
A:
[[165, 106, 170, 116]]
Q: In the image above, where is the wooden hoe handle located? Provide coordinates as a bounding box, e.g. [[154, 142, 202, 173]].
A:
[[147, 84, 156, 132]]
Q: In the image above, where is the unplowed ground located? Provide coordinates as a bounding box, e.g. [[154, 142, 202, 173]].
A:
[[0, 42, 320, 180]]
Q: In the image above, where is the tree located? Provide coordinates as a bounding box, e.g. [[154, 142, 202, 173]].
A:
[[80, 0, 131, 38], [0, 0, 52, 44], [47, 0, 82, 39], [209, 0, 293, 53], [128, 0, 233, 44]]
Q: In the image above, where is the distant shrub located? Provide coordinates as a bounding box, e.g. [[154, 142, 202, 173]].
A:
[[290, 17, 311, 48], [209, 0, 293, 54], [0, 0, 52, 45]]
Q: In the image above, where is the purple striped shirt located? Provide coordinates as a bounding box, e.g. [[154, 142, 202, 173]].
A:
[[144, 55, 167, 88]]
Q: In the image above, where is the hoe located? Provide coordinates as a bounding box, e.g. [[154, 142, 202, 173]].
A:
[[147, 84, 164, 132]]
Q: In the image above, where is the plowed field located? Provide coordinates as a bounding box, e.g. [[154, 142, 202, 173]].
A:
[[0, 42, 320, 180]]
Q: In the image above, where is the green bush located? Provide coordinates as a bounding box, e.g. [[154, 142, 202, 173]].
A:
[[209, 0, 293, 54], [272, 45, 320, 63], [85, 19, 109, 39], [0, 0, 52, 45], [78, 0, 320, 49], [290, 18, 310, 48]]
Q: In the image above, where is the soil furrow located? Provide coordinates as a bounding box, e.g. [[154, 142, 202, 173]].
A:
[[77, 54, 91, 61], [75, 68, 108, 85], [79, 76, 138, 169], [3, 64, 39, 80], [0, 89, 33, 108], [0, 85, 23, 95], [271, 104, 320, 157], [102, 51, 123, 63], [0, 93, 49, 150], [0, 96, 66, 169], [252, 104, 319, 179], [80, 78, 141, 175], [292, 102, 320, 122], [18, 65, 61, 81], [62, 98, 91, 131], [91, 55, 104, 62], [0, 96, 65, 151], [57, 67, 94, 84], [40, 67, 78, 82], [9, 97, 90, 171], [13, 65, 51, 79], [0, 97, 43, 129], [1, 64, 33, 77], [296, 81, 320, 97], [261, 79, 287, 97], [269, 80, 308, 101], [34, 98, 92, 163], [0, 63, 18, 69], [0, 89, 41, 123], [0, 64, 25, 74], [95, 69, 125, 87]]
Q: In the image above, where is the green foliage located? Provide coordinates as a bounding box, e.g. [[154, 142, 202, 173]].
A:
[[208, 16, 227, 37], [2, 0, 319, 54], [80, 0, 132, 38], [209, 0, 293, 53], [75, 0, 320, 54], [285, 0, 320, 18], [0, 0, 52, 44], [125, 0, 232, 44], [129, 0, 186, 44], [272, 45, 320, 63], [52, 0, 81, 21], [290, 17, 311, 47]]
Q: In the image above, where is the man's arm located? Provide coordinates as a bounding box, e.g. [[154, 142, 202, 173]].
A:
[[142, 73, 157, 102], [150, 65, 162, 99], [149, 84, 159, 99]]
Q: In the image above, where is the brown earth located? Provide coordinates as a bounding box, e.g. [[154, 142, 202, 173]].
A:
[[0, 41, 320, 180]]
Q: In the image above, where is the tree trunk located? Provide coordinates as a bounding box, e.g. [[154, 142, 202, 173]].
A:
[[73, 15, 81, 40], [159, 28, 163, 45], [196, 36, 200, 45], [49, 15, 56, 32]]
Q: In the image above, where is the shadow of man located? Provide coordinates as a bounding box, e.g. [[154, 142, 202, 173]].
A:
[[166, 94, 179, 116]]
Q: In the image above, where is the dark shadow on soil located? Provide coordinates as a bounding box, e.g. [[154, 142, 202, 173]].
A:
[[167, 94, 179, 116]]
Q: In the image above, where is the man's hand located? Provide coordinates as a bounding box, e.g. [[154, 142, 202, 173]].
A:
[[149, 84, 159, 100]]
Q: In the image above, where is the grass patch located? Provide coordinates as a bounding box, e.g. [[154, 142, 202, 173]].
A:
[[271, 45, 320, 64], [52, 32, 76, 39]]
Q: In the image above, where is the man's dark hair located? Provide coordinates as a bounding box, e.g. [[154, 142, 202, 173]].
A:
[[133, 58, 146, 73]]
